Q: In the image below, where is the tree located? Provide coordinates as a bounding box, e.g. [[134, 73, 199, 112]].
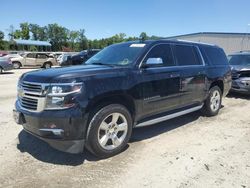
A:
[[47, 23, 69, 51], [69, 30, 79, 50], [139, 32, 148, 41], [77, 29, 88, 50], [29, 24, 40, 40], [7, 25, 15, 40], [12, 30, 22, 39], [20, 22, 30, 40], [0, 31, 5, 49]]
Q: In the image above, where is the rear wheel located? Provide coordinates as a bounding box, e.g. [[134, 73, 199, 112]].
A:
[[43, 62, 52, 69], [13, 62, 21, 69], [202, 86, 222, 116], [86, 104, 132, 158]]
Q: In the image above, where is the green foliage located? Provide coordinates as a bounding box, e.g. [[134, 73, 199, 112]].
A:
[[7, 22, 163, 51], [20, 22, 30, 40], [77, 29, 88, 50], [0, 31, 5, 50], [13, 30, 22, 39], [29, 45, 38, 51], [139, 32, 148, 41]]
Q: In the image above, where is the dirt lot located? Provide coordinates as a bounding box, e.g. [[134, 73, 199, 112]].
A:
[[0, 69, 249, 188]]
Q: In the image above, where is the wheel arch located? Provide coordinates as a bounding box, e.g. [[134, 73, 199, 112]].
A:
[[12, 61, 22, 67], [209, 79, 224, 95], [85, 92, 136, 123], [43, 61, 52, 67]]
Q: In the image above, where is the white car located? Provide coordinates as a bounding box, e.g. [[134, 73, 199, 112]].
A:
[[11, 52, 58, 69]]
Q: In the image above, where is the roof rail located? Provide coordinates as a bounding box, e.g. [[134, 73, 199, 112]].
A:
[[175, 39, 216, 46]]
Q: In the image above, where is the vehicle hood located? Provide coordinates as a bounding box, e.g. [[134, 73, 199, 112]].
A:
[[230, 65, 250, 72], [21, 64, 128, 83]]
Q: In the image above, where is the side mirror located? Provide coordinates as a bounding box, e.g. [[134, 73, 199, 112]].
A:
[[145, 58, 163, 66]]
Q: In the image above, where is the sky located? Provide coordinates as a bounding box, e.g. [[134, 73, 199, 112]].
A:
[[1, 0, 250, 40]]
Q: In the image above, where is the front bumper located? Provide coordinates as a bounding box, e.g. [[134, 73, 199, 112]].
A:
[[231, 79, 250, 94], [14, 101, 88, 154]]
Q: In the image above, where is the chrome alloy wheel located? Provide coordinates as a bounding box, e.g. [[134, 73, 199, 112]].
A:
[[98, 113, 128, 150], [210, 90, 221, 112]]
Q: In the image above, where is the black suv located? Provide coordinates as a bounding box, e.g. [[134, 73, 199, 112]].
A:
[[68, 49, 100, 66], [13, 40, 231, 158], [228, 52, 250, 94]]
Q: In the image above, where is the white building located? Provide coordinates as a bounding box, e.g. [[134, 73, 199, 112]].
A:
[[167, 32, 250, 54]]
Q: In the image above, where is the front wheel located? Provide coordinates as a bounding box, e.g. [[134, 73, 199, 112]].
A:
[[13, 62, 21, 69], [202, 86, 222, 116], [86, 104, 133, 158]]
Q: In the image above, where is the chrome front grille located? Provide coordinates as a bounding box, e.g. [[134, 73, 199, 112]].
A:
[[18, 81, 46, 112], [19, 97, 38, 111], [21, 82, 42, 93]]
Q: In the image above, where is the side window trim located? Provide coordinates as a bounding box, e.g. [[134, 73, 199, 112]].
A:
[[139, 43, 176, 68], [195, 46, 206, 66]]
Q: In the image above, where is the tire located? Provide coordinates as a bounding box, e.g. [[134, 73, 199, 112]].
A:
[[13, 62, 21, 69], [86, 104, 133, 158], [43, 62, 52, 69], [0, 67, 3, 74], [202, 86, 222, 117]]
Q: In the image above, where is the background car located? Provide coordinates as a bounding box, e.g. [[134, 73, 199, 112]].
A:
[[11, 52, 58, 69], [68, 49, 101, 66], [58, 54, 72, 66], [228, 51, 250, 94], [5, 53, 22, 59], [0, 57, 13, 74], [0, 51, 8, 57]]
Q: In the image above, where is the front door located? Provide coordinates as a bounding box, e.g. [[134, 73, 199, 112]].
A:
[[24, 53, 36, 66], [140, 43, 182, 118], [36, 53, 47, 66]]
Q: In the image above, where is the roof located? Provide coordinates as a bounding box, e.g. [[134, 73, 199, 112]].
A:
[[167, 32, 250, 39], [13, 39, 51, 46]]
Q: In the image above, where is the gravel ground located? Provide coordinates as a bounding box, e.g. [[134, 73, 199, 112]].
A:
[[0, 69, 249, 188]]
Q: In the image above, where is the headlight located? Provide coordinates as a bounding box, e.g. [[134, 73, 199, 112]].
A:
[[45, 82, 82, 110]]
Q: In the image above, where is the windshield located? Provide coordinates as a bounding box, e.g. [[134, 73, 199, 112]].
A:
[[228, 55, 250, 66], [85, 43, 146, 66]]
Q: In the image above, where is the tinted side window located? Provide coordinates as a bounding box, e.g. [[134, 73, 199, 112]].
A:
[[37, 54, 47, 59], [145, 44, 175, 67], [202, 46, 228, 65], [173, 45, 201, 66], [26, 53, 35, 58]]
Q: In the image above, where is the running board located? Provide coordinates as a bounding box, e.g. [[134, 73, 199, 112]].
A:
[[135, 105, 203, 128]]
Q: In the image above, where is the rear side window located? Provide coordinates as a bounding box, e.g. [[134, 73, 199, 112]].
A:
[[37, 54, 47, 59], [145, 44, 175, 67], [173, 45, 201, 66], [202, 46, 228, 65], [26, 53, 35, 58]]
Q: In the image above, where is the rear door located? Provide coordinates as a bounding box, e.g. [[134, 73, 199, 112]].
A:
[[140, 43, 182, 117], [25, 53, 36, 66], [36, 53, 48, 66], [172, 44, 206, 106]]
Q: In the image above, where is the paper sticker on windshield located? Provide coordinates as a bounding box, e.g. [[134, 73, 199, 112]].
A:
[[130, 44, 146, 47]]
